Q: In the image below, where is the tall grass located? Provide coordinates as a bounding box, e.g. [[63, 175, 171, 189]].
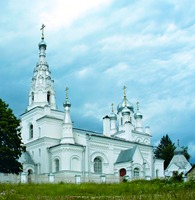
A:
[[0, 179, 194, 200]]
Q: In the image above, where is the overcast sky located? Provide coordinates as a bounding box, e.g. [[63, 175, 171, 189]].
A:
[[0, 0, 195, 163]]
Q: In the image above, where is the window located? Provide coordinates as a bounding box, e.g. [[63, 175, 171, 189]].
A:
[[31, 92, 34, 103], [94, 157, 102, 174], [47, 91, 51, 104], [133, 167, 140, 177], [55, 159, 59, 172], [29, 124, 33, 139], [39, 149, 41, 157]]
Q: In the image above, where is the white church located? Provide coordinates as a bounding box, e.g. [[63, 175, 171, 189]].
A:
[[1, 28, 167, 183]]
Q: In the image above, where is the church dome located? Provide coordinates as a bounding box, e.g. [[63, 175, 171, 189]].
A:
[[38, 39, 47, 49], [174, 145, 183, 155], [117, 98, 134, 113], [63, 100, 71, 108], [109, 112, 117, 120], [134, 110, 143, 119], [122, 106, 130, 115]]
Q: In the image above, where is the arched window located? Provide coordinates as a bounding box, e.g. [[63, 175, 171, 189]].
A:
[[94, 157, 102, 174], [47, 91, 51, 104], [71, 157, 80, 171], [133, 167, 140, 177], [55, 159, 59, 172], [29, 124, 33, 139]]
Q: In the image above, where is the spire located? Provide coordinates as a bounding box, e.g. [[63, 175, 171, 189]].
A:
[[27, 25, 56, 111], [61, 87, 74, 144], [38, 24, 47, 64], [63, 87, 71, 108], [134, 101, 143, 133], [63, 87, 72, 124]]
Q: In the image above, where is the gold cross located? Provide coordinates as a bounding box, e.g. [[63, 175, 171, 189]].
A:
[[111, 103, 114, 113], [65, 87, 69, 100], [136, 101, 139, 110], [177, 139, 180, 146], [123, 86, 127, 106], [123, 86, 127, 97], [40, 24, 46, 39]]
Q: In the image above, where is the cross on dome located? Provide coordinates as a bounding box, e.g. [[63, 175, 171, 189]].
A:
[[123, 86, 127, 106], [65, 87, 69, 100], [40, 24, 46, 40], [136, 101, 139, 111], [177, 139, 180, 146], [111, 103, 114, 113]]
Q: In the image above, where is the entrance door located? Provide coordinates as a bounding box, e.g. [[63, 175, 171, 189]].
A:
[[119, 168, 126, 181]]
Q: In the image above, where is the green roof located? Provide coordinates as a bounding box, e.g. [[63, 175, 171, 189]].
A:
[[115, 146, 137, 164]]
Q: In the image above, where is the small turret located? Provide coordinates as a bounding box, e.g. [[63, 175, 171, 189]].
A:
[[174, 140, 183, 155], [121, 87, 131, 124], [61, 87, 74, 144], [134, 102, 143, 132], [109, 103, 117, 135], [103, 115, 111, 137]]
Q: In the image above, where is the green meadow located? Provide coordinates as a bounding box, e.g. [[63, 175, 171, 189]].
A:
[[0, 179, 194, 200]]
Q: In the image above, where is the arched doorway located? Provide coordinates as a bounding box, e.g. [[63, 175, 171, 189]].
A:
[[27, 169, 33, 183], [119, 168, 126, 181]]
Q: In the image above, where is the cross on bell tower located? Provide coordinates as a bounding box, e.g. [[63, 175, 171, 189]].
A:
[[40, 24, 46, 40]]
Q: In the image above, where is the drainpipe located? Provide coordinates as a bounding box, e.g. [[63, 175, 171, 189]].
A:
[[47, 147, 52, 173], [87, 134, 91, 181], [82, 146, 86, 182]]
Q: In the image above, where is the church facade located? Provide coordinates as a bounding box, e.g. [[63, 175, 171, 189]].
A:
[[1, 31, 165, 183]]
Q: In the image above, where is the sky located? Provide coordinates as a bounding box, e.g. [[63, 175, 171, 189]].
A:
[[0, 0, 195, 163]]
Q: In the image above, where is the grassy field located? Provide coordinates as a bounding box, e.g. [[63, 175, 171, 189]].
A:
[[0, 179, 194, 200]]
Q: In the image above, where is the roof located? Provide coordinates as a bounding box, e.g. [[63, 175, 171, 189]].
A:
[[115, 146, 137, 164], [185, 165, 195, 175], [18, 151, 35, 165]]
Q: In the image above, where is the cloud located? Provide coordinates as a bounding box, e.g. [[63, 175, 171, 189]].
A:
[[0, 0, 195, 162]]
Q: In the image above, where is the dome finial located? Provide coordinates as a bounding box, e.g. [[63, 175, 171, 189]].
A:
[[65, 86, 69, 101], [63, 86, 71, 108], [136, 101, 139, 111], [40, 24, 46, 40], [111, 103, 114, 113], [177, 139, 180, 146], [123, 86, 127, 107]]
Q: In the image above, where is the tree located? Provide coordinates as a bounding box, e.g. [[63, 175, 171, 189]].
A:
[[171, 171, 183, 182], [154, 134, 175, 169], [0, 98, 25, 174], [154, 134, 191, 169], [181, 146, 190, 161]]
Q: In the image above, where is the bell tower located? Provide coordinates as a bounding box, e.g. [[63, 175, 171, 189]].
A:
[[27, 24, 56, 111]]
